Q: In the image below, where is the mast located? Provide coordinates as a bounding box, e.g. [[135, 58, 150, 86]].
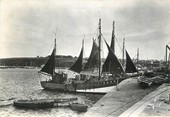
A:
[[111, 21, 115, 53], [137, 48, 139, 65], [98, 19, 101, 80], [122, 36, 125, 68], [82, 38, 84, 51], [53, 35, 56, 78], [166, 45, 167, 66], [52, 29, 57, 78], [166, 45, 170, 68]]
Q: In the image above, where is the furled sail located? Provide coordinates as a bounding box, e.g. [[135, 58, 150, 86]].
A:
[[40, 40, 56, 77], [69, 47, 83, 73], [103, 40, 124, 74], [81, 40, 100, 76], [125, 50, 137, 73]]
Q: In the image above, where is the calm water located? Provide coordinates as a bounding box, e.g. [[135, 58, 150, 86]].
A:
[[0, 68, 103, 117]]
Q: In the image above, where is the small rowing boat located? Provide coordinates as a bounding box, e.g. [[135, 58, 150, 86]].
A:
[[13, 99, 54, 109], [70, 103, 88, 112]]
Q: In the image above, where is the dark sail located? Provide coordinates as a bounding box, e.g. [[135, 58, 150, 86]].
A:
[[81, 40, 100, 76], [102, 21, 115, 73], [40, 46, 56, 76], [102, 38, 115, 73], [69, 47, 83, 73], [125, 50, 137, 73], [103, 40, 124, 74]]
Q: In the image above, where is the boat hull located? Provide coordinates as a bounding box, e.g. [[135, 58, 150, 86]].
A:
[[13, 99, 54, 109], [41, 77, 127, 92], [70, 103, 88, 112], [137, 79, 152, 88], [137, 75, 166, 88]]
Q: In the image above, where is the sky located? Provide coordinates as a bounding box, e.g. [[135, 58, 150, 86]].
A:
[[0, 0, 170, 60]]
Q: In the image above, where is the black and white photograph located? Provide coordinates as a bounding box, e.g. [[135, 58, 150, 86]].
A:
[[0, 0, 170, 117]]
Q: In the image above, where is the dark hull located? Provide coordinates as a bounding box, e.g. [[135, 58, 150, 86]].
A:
[[41, 77, 127, 92], [13, 99, 54, 109], [137, 75, 166, 88], [70, 103, 88, 112]]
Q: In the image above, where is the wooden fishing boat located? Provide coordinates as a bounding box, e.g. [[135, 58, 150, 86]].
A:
[[39, 19, 138, 92], [13, 99, 54, 109], [137, 76, 153, 88], [70, 103, 88, 112], [137, 70, 167, 88]]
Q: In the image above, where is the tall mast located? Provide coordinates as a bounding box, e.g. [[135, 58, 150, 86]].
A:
[[111, 21, 115, 53], [83, 34, 85, 50], [98, 19, 101, 80], [166, 45, 167, 66], [137, 48, 139, 64], [53, 30, 57, 51], [53, 31, 57, 78], [166, 45, 170, 68], [122, 36, 125, 68], [82, 38, 84, 54]]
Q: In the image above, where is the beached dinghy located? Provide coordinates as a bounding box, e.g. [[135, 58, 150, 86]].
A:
[[13, 99, 54, 109], [70, 103, 88, 112]]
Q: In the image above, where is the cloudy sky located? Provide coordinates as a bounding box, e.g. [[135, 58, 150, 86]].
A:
[[0, 0, 170, 60]]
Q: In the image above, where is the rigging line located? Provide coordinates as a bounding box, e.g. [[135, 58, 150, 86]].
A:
[[91, 24, 99, 39], [100, 35, 106, 59], [101, 33, 122, 55], [94, 21, 100, 40], [115, 36, 123, 52], [101, 38, 105, 59], [115, 36, 123, 58]]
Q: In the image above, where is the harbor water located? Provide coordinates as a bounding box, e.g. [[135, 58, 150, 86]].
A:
[[0, 68, 103, 117]]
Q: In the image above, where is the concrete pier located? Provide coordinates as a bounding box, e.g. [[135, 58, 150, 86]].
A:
[[119, 83, 170, 117], [84, 78, 160, 117]]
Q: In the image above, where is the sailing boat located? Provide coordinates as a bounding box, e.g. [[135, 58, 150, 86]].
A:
[[40, 19, 137, 92], [39, 38, 68, 90]]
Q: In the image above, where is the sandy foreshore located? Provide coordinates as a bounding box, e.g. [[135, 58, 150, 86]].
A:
[[84, 77, 160, 117]]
